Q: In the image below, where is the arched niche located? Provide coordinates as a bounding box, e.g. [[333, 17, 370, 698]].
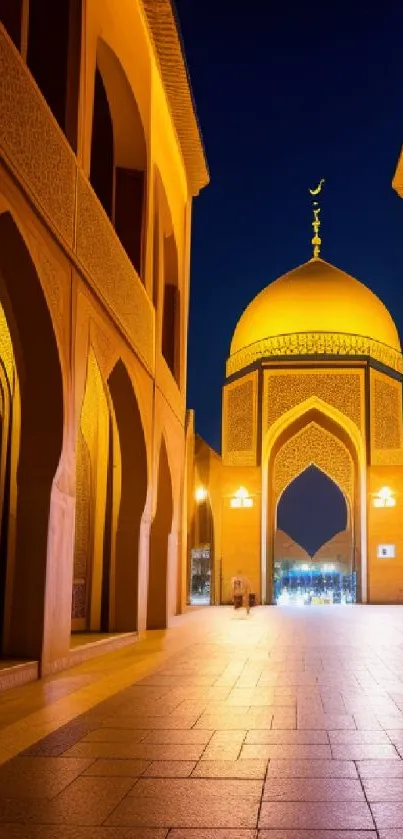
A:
[[90, 38, 148, 279], [106, 360, 148, 632], [0, 212, 64, 658], [72, 348, 109, 631], [147, 437, 173, 629], [154, 168, 181, 385]]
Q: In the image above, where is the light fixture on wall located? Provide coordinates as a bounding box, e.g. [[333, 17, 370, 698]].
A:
[[195, 486, 208, 503], [372, 486, 396, 508], [230, 486, 254, 508]]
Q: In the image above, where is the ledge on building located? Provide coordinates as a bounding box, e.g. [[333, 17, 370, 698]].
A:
[[0, 660, 39, 693], [41, 631, 139, 676]]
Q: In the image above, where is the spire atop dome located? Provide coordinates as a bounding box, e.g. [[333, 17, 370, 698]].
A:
[[309, 179, 325, 258]]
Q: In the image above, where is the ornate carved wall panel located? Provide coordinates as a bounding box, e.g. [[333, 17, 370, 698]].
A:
[[0, 303, 14, 385], [73, 351, 109, 623], [227, 332, 403, 377], [0, 27, 76, 246], [265, 370, 363, 432], [72, 429, 91, 620], [370, 369, 403, 465], [223, 372, 258, 466], [76, 174, 154, 373], [274, 422, 354, 505]]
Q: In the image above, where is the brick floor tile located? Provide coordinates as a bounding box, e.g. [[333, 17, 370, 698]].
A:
[[0, 827, 168, 838], [371, 802, 403, 829], [142, 730, 213, 745], [0, 757, 94, 798], [363, 778, 403, 801], [357, 760, 403, 777], [83, 759, 151, 776], [328, 729, 391, 744], [331, 744, 399, 760], [63, 742, 205, 761], [240, 744, 332, 760], [82, 728, 148, 742], [266, 759, 358, 777], [169, 831, 257, 838], [192, 760, 267, 779], [106, 777, 261, 828], [262, 778, 365, 801], [245, 730, 328, 744], [142, 761, 197, 777], [258, 801, 374, 829], [258, 832, 376, 838]]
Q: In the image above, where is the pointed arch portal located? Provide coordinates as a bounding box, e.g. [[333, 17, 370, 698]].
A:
[[274, 465, 355, 606]]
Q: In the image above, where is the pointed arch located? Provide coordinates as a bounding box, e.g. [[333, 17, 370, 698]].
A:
[[107, 359, 148, 631], [72, 347, 109, 630], [147, 435, 173, 629], [276, 464, 349, 555], [0, 211, 64, 658], [154, 167, 181, 385], [262, 398, 366, 605], [90, 38, 148, 278]]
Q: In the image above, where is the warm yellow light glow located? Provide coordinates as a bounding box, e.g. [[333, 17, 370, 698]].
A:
[[230, 259, 401, 359], [230, 487, 254, 508], [195, 486, 207, 503], [373, 487, 396, 508]]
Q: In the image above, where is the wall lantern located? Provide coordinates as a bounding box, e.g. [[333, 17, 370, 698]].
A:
[[195, 486, 208, 503], [230, 486, 254, 508], [372, 486, 396, 508]]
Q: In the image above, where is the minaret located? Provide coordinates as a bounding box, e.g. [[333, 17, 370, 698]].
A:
[[309, 178, 325, 258]]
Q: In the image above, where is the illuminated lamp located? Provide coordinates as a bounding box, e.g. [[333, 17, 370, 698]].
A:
[[195, 486, 207, 503], [373, 486, 396, 508], [230, 486, 254, 508]]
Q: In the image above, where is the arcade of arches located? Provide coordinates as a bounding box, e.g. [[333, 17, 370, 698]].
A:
[[189, 257, 403, 608], [0, 0, 209, 675]]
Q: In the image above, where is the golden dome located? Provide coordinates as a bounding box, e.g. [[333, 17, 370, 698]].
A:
[[230, 257, 401, 361]]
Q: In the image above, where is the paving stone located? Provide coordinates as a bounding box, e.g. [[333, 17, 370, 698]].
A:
[[372, 802, 403, 829], [331, 743, 399, 760], [192, 760, 267, 779], [258, 832, 376, 838], [357, 760, 403, 778], [262, 778, 365, 801], [258, 801, 374, 829], [266, 759, 358, 777], [240, 744, 332, 760], [245, 730, 328, 745], [142, 761, 197, 777], [63, 742, 205, 760], [363, 778, 403, 801], [0, 827, 168, 838], [83, 758, 151, 776], [0, 757, 94, 798]]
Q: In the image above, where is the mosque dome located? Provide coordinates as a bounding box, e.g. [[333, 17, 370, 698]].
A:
[[228, 257, 402, 375]]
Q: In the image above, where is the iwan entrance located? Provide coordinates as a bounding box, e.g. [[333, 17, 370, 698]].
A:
[[273, 465, 356, 606]]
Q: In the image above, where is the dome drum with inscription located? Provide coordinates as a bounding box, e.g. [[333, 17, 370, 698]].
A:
[[227, 257, 403, 377]]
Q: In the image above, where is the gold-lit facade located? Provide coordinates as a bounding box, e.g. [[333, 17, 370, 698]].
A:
[[0, 1, 208, 676], [189, 256, 403, 606]]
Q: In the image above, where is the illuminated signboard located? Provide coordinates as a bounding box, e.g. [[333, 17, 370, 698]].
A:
[[377, 544, 396, 559]]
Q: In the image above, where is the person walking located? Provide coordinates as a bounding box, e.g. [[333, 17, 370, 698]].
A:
[[231, 571, 251, 614]]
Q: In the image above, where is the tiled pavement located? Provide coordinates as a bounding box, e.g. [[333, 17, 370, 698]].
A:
[[2, 606, 403, 836]]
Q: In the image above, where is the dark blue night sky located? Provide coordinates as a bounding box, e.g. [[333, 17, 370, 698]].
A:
[[175, 0, 403, 550]]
